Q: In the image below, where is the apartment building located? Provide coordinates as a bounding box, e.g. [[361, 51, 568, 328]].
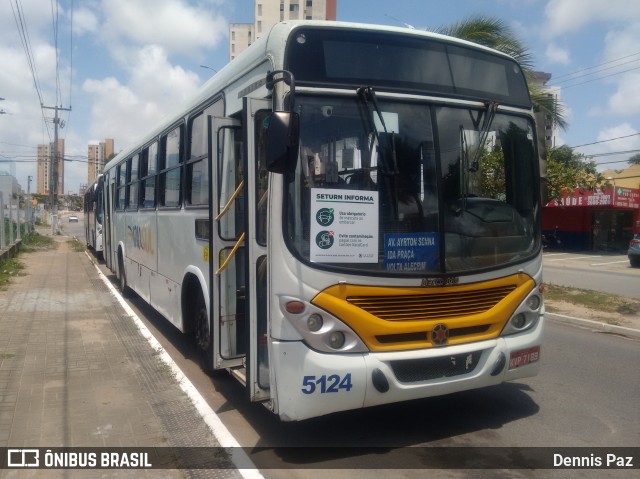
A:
[[88, 138, 114, 185], [229, 0, 337, 60], [37, 139, 64, 196]]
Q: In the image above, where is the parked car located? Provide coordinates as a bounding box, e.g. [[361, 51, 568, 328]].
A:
[[68, 215, 79, 223], [629, 234, 640, 267]]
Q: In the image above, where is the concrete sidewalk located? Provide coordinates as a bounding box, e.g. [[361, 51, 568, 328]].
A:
[[0, 235, 246, 478]]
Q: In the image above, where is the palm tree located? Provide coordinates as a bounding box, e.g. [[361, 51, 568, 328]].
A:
[[434, 16, 568, 130]]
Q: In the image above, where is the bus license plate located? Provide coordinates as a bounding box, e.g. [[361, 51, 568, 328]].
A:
[[509, 346, 540, 370]]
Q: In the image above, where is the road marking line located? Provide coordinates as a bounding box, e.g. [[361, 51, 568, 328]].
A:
[[90, 253, 264, 479], [547, 255, 601, 262], [590, 260, 630, 266], [543, 252, 569, 257]]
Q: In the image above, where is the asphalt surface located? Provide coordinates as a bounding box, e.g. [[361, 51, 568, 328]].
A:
[[0, 231, 638, 478]]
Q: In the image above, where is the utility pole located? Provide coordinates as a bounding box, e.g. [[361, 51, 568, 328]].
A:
[[27, 175, 33, 233], [42, 104, 71, 234]]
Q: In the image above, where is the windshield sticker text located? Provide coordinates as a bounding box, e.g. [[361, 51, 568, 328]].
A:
[[384, 233, 438, 271]]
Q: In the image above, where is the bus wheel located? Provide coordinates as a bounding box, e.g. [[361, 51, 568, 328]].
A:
[[117, 251, 131, 297], [195, 292, 214, 372]]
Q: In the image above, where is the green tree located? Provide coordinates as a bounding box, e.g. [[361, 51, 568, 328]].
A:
[[434, 16, 568, 131], [545, 145, 602, 203], [629, 153, 640, 165]]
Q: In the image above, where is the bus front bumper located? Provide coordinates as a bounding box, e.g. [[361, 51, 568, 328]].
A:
[[271, 315, 544, 421]]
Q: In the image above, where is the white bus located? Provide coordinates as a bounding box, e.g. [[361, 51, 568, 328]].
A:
[[84, 174, 104, 256], [102, 21, 544, 421]]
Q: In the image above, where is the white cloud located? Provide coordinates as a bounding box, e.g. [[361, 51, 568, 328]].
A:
[[545, 43, 571, 64], [578, 123, 640, 169], [99, 0, 228, 58], [545, 0, 640, 37], [129, 45, 201, 104], [73, 7, 99, 36], [597, 124, 639, 148], [608, 72, 640, 116], [83, 76, 153, 146], [603, 21, 640, 55], [0, 0, 51, 44], [82, 43, 201, 152]]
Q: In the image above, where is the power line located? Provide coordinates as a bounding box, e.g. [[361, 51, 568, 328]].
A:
[[570, 132, 640, 149], [550, 50, 640, 82], [50, 0, 61, 105], [594, 158, 640, 166], [10, 0, 52, 142], [550, 58, 640, 86], [607, 174, 640, 180], [583, 149, 640, 158], [560, 65, 640, 90], [66, 0, 74, 132]]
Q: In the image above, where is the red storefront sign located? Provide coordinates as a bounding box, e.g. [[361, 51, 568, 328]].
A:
[[546, 187, 640, 209]]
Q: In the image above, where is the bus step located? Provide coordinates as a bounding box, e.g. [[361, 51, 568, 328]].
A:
[[230, 366, 247, 385]]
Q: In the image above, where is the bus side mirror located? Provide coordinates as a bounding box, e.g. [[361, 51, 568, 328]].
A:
[[264, 111, 299, 174]]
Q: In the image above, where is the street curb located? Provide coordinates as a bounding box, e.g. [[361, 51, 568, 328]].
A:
[[88, 252, 265, 478], [0, 239, 21, 264], [547, 312, 640, 339]]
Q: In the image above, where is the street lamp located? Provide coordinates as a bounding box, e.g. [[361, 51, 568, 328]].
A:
[[200, 65, 218, 74]]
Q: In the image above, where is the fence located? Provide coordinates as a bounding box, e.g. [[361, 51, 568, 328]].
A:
[[1, 191, 35, 265]]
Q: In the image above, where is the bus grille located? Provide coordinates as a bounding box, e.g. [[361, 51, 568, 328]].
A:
[[390, 351, 483, 382], [347, 285, 516, 321]]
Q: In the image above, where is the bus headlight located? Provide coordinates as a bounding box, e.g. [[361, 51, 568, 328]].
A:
[[512, 313, 527, 329], [279, 296, 369, 353], [307, 313, 323, 332], [526, 295, 541, 310], [501, 290, 543, 337], [328, 331, 346, 349]]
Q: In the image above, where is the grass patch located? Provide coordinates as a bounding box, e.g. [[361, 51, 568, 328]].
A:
[[68, 238, 87, 252], [545, 284, 640, 316], [0, 258, 25, 290], [20, 233, 57, 252]]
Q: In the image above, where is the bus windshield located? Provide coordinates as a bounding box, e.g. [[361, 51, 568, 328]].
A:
[[284, 95, 540, 275]]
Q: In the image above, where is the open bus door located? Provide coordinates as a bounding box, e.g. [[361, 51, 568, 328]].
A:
[[103, 171, 115, 270], [242, 98, 272, 402], [209, 116, 246, 373], [209, 98, 273, 404], [210, 105, 271, 403]]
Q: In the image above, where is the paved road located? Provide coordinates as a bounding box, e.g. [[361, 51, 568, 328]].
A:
[[543, 252, 640, 299], [118, 269, 639, 479]]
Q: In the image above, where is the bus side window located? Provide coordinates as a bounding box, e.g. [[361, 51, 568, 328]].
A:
[[217, 125, 244, 240], [254, 110, 270, 246], [127, 154, 139, 210], [187, 113, 208, 206], [138, 148, 148, 208], [117, 162, 127, 211], [160, 125, 183, 208], [141, 142, 158, 208]]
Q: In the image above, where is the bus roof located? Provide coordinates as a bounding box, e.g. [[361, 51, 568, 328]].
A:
[[105, 20, 528, 171]]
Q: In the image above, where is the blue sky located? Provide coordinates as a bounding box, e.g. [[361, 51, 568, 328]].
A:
[[1, 0, 639, 194]]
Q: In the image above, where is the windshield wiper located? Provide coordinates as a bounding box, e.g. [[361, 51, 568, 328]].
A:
[[356, 86, 399, 176], [356, 86, 401, 219], [469, 100, 499, 172], [457, 101, 499, 216]]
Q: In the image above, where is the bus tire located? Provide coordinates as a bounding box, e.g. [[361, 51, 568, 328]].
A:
[[117, 250, 132, 297], [195, 291, 214, 372]]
